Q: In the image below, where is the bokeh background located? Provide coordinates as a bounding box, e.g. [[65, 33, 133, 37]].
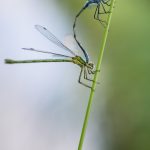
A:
[[0, 0, 150, 150]]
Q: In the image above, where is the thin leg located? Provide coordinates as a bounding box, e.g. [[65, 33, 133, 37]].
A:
[[84, 68, 100, 84], [102, 0, 111, 6], [97, 5, 107, 24], [87, 67, 100, 74], [100, 2, 111, 14], [94, 5, 107, 27], [87, 68, 92, 75], [95, 2, 110, 15], [78, 67, 93, 89], [84, 68, 94, 82]]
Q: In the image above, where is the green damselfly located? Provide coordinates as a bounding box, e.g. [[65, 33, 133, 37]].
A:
[[5, 25, 98, 89]]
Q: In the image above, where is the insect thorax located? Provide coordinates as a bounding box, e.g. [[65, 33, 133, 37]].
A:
[[72, 56, 86, 67]]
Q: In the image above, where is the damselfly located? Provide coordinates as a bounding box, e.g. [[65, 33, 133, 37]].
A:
[[5, 25, 98, 89], [73, 0, 111, 62], [73, 0, 111, 30]]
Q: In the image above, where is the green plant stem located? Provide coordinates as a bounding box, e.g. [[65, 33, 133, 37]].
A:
[[78, 1, 116, 150]]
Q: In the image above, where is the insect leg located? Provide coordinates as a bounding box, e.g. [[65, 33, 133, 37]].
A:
[[96, 4, 108, 14], [84, 68, 100, 84], [97, 4, 108, 25], [87, 68, 92, 75], [78, 67, 93, 89], [86, 67, 100, 75], [94, 5, 107, 27], [94, 6, 106, 26], [101, 2, 111, 14], [84, 68, 94, 82], [101, 0, 111, 6]]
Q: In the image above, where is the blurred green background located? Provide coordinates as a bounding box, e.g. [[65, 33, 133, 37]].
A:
[[60, 0, 150, 149], [0, 0, 150, 150]]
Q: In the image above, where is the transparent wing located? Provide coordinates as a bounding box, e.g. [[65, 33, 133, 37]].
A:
[[35, 25, 76, 56], [22, 48, 72, 58]]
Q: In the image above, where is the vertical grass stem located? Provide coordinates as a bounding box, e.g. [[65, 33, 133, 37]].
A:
[[78, 0, 116, 149]]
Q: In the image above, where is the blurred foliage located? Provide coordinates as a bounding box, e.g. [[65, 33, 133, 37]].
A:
[[59, 0, 150, 149]]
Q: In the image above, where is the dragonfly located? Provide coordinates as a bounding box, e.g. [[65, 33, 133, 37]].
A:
[[5, 25, 98, 89]]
